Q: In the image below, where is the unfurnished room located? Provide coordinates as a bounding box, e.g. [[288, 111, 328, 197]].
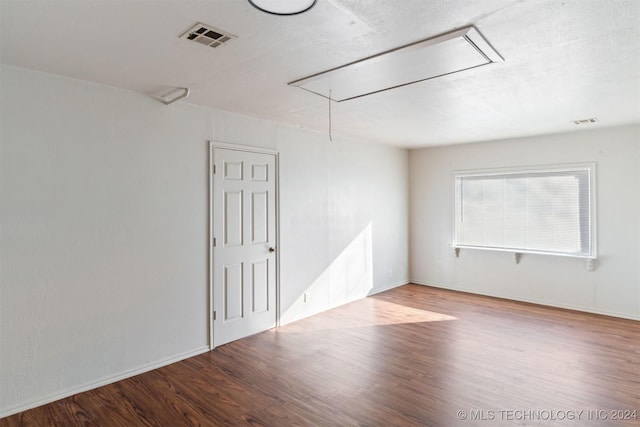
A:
[[0, 0, 639, 426]]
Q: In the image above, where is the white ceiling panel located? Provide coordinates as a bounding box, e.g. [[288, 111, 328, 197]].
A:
[[289, 26, 503, 102]]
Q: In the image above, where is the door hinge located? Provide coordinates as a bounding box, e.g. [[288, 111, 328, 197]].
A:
[[213, 237, 216, 247], [213, 310, 217, 321], [213, 164, 216, 174]]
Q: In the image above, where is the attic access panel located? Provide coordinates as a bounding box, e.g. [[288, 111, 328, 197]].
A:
[[289, 26, 503, 102]]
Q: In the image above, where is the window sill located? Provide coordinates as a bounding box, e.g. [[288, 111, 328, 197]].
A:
[[452, 245, 597, 271]]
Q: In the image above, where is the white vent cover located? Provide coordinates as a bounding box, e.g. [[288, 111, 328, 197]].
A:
[[180, 22, 236, 48]]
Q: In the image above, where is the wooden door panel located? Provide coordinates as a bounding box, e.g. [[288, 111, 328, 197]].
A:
[[224, 190, 243, 247], [224, 263, 243, 321], [251, 259, 269, 314], [251, 191, 268, 244]]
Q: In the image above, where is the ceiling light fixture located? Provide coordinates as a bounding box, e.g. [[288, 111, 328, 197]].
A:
[[249, 0, 316, 15]]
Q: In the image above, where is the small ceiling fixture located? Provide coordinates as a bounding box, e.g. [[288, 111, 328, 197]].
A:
[[156, 87, 190, 106], [249, 0, 316, 15], [573, 117, 599, 125]]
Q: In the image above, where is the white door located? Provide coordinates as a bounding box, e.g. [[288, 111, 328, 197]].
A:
[[212, 147, 278, 347]]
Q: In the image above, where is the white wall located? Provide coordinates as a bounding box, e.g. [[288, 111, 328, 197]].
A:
[[277, 127, 409, 323], [410, 125, 640, 320], [0, 65, 409, 416]]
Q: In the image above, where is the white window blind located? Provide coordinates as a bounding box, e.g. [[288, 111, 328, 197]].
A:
[[453, 165, 595, 258]]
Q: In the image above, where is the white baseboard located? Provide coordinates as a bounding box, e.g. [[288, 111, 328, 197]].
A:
[[411, 280, 640, 321], [1, 346, 210, 419]]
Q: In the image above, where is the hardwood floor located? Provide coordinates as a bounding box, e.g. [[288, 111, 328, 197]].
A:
[[3, 284, 639, 426]]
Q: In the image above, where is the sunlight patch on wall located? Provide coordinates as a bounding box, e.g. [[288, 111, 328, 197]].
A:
[[282, 223, 373, 324]]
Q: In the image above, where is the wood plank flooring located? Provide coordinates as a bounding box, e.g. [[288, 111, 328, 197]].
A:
[[2, 284, 639, 426]]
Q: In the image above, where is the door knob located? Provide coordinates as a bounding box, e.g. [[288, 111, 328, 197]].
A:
[[269, 247, 276, 253]]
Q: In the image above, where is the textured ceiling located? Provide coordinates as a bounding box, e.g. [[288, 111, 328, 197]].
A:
[[1, 0, 639, 147]]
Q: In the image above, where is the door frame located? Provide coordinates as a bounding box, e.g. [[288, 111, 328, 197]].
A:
[[208, 141, 280, 350]]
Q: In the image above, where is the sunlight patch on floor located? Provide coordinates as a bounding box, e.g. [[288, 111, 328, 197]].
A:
[[277, 298, 457, 334]]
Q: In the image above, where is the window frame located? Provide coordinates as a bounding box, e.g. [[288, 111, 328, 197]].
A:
[[452, 163, 597, 259]]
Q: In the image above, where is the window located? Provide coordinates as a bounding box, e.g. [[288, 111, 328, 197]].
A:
[[453, 164, 596, 258]]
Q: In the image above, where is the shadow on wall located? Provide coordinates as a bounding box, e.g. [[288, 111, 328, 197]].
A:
[[281, 223, 374, 324]]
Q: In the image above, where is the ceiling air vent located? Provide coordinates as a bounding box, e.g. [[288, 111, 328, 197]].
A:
[[180, 22, 236, 48]]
